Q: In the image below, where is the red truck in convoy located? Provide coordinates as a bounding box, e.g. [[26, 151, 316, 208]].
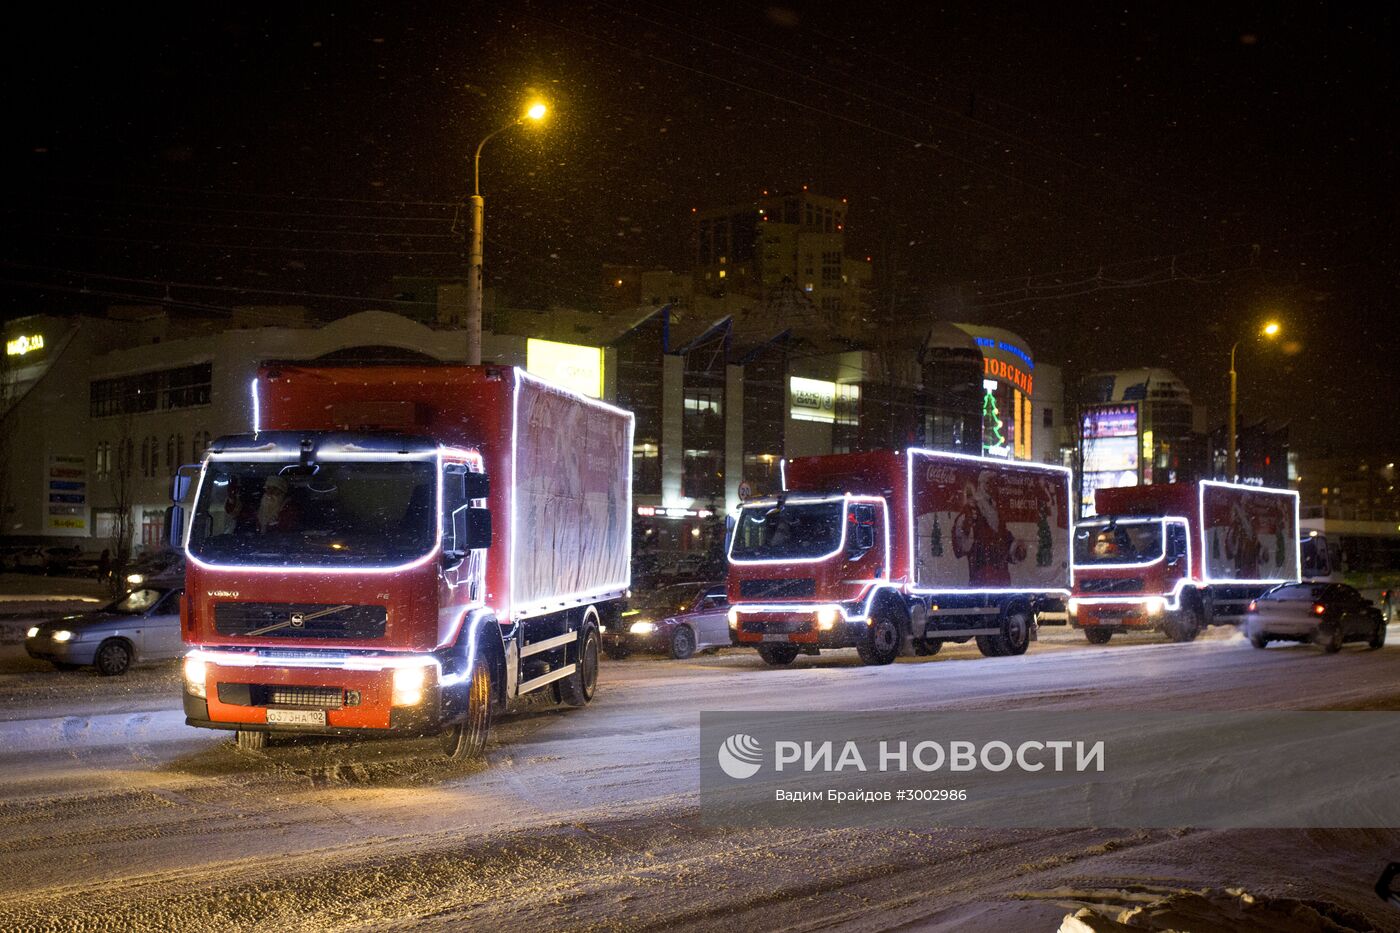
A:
[[726, 449, 1073, 665], [178, 363, 632, 759], [1069, 480, 1300, 643]]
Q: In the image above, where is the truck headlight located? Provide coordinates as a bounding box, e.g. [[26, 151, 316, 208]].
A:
[[127, 573, 144, 585], [815, 607, 840, 630], [26, 626, 39, 639], [392, 665, 429, 707], [1144, 597, 1165, 617], [52, 630, 74, 642], [728, 608, 739, 628], [1066, 598, 1079, 615], [183, 654, 207, 698], [628, 621, 656, 635]]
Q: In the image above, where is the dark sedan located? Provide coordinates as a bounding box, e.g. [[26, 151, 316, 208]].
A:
[[25, 585, 185, 675], [603, 582, 730, 660], [1245, 582, 1387, 653]]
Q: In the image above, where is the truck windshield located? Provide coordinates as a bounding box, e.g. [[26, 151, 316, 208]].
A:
[[730, 501, 844, 561], [1073, 521, 1164, 565], [187, 459, 438, 568]]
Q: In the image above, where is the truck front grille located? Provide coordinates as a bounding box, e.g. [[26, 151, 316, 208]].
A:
[[214, 602, 388, 639], [1076, 577, 1145, 595], [739, 578, 817, 599], [266, 686, 346, 709]]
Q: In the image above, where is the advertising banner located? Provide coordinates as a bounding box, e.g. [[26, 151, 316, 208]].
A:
[[1200, 482, 1299, 582], [909, 453, 1070, 591], [512, 376, 632, 614], [45, 454, 89, 535]]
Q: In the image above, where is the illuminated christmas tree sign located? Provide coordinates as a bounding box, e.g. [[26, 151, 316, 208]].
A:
[[981, 379, 1011, 459]]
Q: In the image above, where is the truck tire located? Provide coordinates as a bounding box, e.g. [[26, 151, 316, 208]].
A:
[[1084, 628, 1113, 645], [1165, 605, 1202, 643], [756, 644, 799, 666], [558, 613, 600, 707], [979, 608, 1031, 657], [442, 653, 493, 760], [235, 729, 267, 752], [856, 610, 901, 665]]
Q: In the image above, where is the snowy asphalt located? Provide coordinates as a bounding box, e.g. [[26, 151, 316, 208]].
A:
[[1, 608, 1398, 931]]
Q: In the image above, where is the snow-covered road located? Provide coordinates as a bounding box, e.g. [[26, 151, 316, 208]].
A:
[[2, 625, 1398, 931]]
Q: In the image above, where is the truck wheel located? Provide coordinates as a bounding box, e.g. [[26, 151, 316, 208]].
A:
[[235, 729, 267, 752], [856, 613, 901, 665], [1165, 605, 1203, 643], [980, 608, 1030, 657], [670, 625, 697, 660], [94, 638, 133, 676], [1370, 620, 1387, 650], [442, 654, 493, 760], [558, 618, 600, 707], [913, 638, 943, 656], [756, 644, 799, 666], [1084, 628, 1113, 645]]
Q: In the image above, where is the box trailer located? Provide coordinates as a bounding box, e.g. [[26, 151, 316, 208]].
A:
[[1069, 480, 1300, 643], [726, 449, 1072, 665], [179, 364, 632, 758]]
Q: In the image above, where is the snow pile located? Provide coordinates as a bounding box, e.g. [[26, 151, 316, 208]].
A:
[[1055, 885, 1379, 932]]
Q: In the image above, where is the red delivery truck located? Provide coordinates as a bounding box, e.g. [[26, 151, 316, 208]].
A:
[[726, 449, 1072, 666], [179, 363, 632, 759], [1069, 480, 1300, 643]]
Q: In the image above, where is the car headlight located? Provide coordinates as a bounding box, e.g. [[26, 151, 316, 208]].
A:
[[52, 630, 74, 642], [127, 573, 144, 585], [183, 654, 207, 698], [628, 621, 656, 635], [391, 664, 430, 707], [816, 607, 840, 630], [26, 626, 39, 639], [1144, 597, 1165, 617]]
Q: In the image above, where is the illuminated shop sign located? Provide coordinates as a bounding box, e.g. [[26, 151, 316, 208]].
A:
[[6, 334, 44, 356], [972, 336, 1034, 370], [789, 377, 858, 423], [526, 338, 603, 399], [982, 356, 1033, 396], [1080, 403, 1140, 515]]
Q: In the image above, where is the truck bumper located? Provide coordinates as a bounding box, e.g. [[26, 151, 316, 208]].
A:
[[732, 610, 868, 649], [185, 653, 473, 737], [1069, 602, 1163, 632]]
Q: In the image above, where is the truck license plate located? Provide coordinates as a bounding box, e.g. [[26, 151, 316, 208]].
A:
[[266, 708, 326, 726], [761, 634, 789, 643]]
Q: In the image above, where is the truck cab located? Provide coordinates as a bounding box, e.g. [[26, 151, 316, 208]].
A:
[[726, 493, 897, 665], [1069, 516, 1198, 642]]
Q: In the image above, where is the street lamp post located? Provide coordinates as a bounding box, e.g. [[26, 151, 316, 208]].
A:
[[464, 101, 547, 365], [1227, 320, 1281, 481]]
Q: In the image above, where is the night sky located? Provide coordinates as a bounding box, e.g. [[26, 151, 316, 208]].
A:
[[3, 2, 1395, 454]]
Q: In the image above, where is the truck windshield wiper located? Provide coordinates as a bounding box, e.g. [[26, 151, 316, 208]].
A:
[[245, 604, 354, 637]]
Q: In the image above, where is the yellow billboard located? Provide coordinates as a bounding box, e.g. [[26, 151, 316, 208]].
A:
[[526, 338, 604, 398]]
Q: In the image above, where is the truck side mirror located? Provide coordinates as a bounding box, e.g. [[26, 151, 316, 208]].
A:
[[464, 472, 489, 500], [466, 507, 493, 549]]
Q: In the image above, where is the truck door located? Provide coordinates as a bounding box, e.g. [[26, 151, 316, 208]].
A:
[[847, 502, 885, 579], [1165, 520, 1190, 584]]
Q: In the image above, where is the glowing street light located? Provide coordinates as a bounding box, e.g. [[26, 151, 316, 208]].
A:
[[464, 99, 549, 365], [1228, 320, 1284, 480]]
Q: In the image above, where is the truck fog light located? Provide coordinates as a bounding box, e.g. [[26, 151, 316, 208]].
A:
[[26, 626, 39, 639], [1145, 597, 1165, 617], [816, 607, 839, 630], [183, 655, 207, 699], [628, 621, 655, 635], [1066, 598, 1079, 615], [728, 608, 739, 628], [392, 665, 429, 707], [52, 630, 73, 642]]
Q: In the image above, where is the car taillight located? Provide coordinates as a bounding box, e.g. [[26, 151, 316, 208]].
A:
[[1247, 600, 1257, 612], [1313, 603, 1326, 616]]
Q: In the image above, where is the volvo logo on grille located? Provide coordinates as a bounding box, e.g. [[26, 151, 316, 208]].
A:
[[289, 613, 305, 628]]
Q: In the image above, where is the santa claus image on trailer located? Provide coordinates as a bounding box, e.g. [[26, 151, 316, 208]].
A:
[[1224, 500, 1264, 579], [951, 470, 1027, 586]]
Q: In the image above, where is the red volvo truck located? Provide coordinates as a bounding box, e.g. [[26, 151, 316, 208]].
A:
[[726, 449, 1073, 665], [1069, 480, 1300, 643], [178, 363, 632, 759]]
